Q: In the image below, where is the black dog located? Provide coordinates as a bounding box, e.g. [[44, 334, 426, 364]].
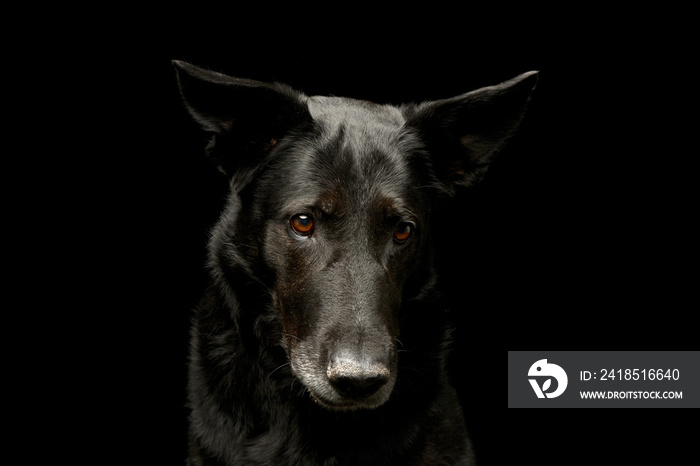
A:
[[174, 60, 537, 465]]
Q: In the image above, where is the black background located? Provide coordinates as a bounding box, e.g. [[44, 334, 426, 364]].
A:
[[80, 10, 696, 465]]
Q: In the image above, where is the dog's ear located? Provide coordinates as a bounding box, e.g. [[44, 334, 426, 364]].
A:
[[173, 60, 312, 173], [404, 71, 538, 191]]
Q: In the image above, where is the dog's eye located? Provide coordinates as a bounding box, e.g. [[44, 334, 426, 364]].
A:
[[290, 214, 315, 236], [393, 222, 413, 245]]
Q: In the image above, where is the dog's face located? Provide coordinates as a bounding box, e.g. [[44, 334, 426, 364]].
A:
[[252, 99, 430, 409], [174, 61, 537, 410]]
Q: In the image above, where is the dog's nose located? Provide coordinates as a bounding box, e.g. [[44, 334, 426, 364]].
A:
[[327, 355, 390, 399]]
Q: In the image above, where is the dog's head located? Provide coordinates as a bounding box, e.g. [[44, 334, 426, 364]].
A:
[[175, 61, 537, 410]]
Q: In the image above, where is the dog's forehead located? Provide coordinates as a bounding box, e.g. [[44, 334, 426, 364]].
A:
[[303, 95, 416, 173], [267, 96, 423, 217], [307, 95, 406, 129]]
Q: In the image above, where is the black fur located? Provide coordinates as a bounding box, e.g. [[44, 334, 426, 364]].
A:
[[174, 60, 537, 466]]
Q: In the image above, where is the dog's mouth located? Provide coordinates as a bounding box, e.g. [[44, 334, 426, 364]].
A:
[[306, 379, 395, 410], [304, 382, 394, 411], [306, 389, 368, 410]]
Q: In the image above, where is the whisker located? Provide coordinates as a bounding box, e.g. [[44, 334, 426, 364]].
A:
[[268, 361, 292, 378], [278, 333, 302, 343], [223, 241, 256, 250]]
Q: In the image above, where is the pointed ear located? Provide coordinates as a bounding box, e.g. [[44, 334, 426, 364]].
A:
[[173, 60, 312, 173], [404, 71, 538, 191]]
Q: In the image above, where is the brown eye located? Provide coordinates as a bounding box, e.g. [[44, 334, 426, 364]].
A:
[[290, 214, 314, 236], [393, 222, 413, 245]]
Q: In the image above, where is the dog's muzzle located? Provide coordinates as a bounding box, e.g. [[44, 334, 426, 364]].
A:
[[289, 339, 397, 411]]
